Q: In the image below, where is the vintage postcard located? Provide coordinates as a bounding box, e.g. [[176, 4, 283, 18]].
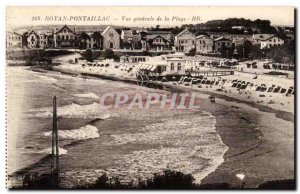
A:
[[6, 6, 295, 189]]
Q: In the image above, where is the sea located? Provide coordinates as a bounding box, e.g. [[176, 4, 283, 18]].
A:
[[7, 66, 228, 188]]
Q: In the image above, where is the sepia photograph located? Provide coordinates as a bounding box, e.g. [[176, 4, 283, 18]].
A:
[[5, 6, 295, 190]]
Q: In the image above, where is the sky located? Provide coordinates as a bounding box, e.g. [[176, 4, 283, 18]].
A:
[[6, 6, 295, 29]]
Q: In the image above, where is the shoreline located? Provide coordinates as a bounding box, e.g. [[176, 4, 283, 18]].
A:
[[19, 66, 294, 188], [48, 65, 294, 122]]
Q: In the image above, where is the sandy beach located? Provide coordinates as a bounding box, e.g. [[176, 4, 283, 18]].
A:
[[36, 58, 295, 188]]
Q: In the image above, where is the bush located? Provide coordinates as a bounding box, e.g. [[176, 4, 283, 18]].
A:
[[186, 48, 196, 56], [142, 51, 151, 56], [139, 170, 195, 189], [103, 49, 120, 61], [103, 49, 115, 59], [83, 49, 94, 62]]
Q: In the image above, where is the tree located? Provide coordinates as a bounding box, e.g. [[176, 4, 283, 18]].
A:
[[186, 47, 196, 56], [249, 45, 263, 60], [22, 32, 28, 48], [103, 49, 120, 61], [92, 32, 102, 49], [265, 42, 295, 64], [83, 49, 93, 62], [236, 40, 252, 59], [141, 170, 195, 189], [79, 32, 91, 49]]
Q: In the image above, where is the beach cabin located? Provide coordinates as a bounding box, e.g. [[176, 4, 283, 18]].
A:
[[166, 58, 186, 75], [120, 55, 148, 63]]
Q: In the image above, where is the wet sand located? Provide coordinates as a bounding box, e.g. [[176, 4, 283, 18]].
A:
[[162, 84, 294, 188]]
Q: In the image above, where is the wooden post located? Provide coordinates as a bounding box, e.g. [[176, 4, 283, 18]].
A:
[[52, 96, 59, 188]]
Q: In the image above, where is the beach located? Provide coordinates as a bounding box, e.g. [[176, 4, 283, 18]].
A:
[[50, 56, 294, 188], [6, 51, 294, 188]]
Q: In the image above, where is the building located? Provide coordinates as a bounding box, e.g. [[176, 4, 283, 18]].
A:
[[146, 35, 172, 51], [26, 30, 39, 48], [214, 37, 232, 53], [165, 57, 186, 74], [252, 34, 284, 49], [175, 28, 196, 52], [145, 31, 173, 51], [132, 31, 142, 49], [26, 30, 50, 48], [232, 26, 244, 30], [231, 37, 251, 48], [37, 30, 51, 48], [85, 32, 96, 49], [120, 29, 142, 49], [195, 35, 214, 53], [101, 26, 120, 49], [160, 53, 186, 74], [53, 25, 77, 48], [6, 32, 23, 48], [77, 31, 102, 49], [121, 29, 133, 42]]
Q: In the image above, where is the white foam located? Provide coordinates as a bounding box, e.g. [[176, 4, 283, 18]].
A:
[[44, 125, 99, 140], [28, 102, 111, 119], [34, 73, 58, 82], [73, 93, 99, 99], [103, 112, 229, 184], [36, 147, 68, 155]]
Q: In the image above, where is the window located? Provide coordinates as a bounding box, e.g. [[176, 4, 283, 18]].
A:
[[171, 63, 174, 70], [177, 63, 181, 71], [57, 35, 60, 40], [66, 36, 69, 40], [62, 35, 65, 41]]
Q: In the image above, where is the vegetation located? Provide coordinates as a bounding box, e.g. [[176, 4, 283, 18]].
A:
[[186, 48, 196, 56], [92, 31, 102, 50], [78, 32, 91, 50], [102, 49, 120, 61], [83, 49, 94, 62], [11, 169, 295, 189], [192, 18, 277, 34], [147, 18, 281, 35]]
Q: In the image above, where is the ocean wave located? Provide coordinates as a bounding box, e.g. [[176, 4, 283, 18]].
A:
[[44, 125, 99, 140], [102, 112, 228, 184], [27, 102, 111, 119], [26, 147, 68, 155], [34, 74, 58, 82], [107, 114, 216, 145], [73, 93, 99, 99]]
